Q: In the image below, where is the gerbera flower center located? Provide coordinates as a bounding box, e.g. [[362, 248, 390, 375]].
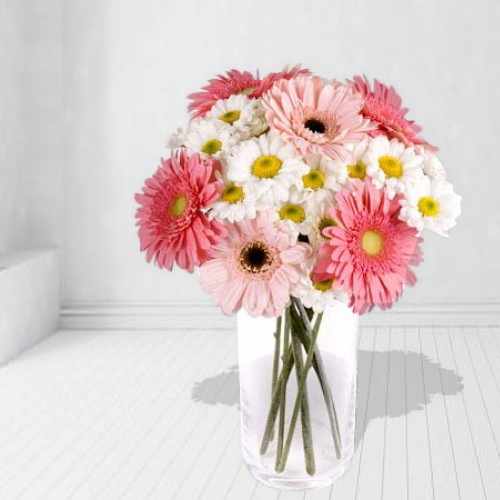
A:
[[418, 196, 440, 217], [239, 241, 274, 274], [251, 155, 283, 179], [279, 203, 306, 224], [222, 183, 245, 204], [378, 155, 403, 178], [318, 216, 337, 237], [169, 195, 188, 217], [361, 229, 384, 256], [302, 169, 325, 190], [219, 110, 241, 125], [347, 161, 367, 180], [304, 118, 326, 134], [201, 138, 222, 155], [313, 278, 334, 292]]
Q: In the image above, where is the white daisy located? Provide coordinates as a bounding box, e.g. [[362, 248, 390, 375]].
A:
[[183, 118, 236, 158], [226, 132, 308, 208], [306, 199, 339, 249], [414, 146, 447, 181], [209, 94, 268, 140], [299, 154, 343, 208], [423, 154, 447, 181], [365, 136, 425, 199], [292, 252, 347, 313], [399, 175, 461, 236], [210, 181, 258, 223], [166, 127, 185, 149], [241, 100, 268, 139], [273, 187, 315, 236], [333, 140, 370, 184]]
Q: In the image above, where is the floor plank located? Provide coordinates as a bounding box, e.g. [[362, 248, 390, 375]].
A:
[[450, 328, 500, 499], [420, 328, 461, 500], [405, 327, 434, 500], [381, 327, 407, 500], [433, 328, 486, 500], [354, 327, 390, 500], [331, 327, 373, 500]]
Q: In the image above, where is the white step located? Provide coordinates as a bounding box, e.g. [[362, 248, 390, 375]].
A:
[[0, 249, 59, 365]]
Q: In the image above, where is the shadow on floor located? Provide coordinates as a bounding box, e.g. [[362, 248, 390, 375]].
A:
[[191, 350, 463, 446]]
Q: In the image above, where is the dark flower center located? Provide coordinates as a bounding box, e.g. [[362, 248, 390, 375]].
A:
[[239, 241, 273, 274], [304, 118, 326, 134]]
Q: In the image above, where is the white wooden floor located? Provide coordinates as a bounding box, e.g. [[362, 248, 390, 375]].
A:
[[0, 327, 499, 499]]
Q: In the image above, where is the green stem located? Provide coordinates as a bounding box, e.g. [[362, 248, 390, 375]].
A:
[[269, 315, 282, 441], [293, 298, 342, 459], [291, 324, 316, 475], [260, 345, 294, 455], [276, 309, 322, 472], [275, 309, 290, 469], [289, 306, 323, 386]]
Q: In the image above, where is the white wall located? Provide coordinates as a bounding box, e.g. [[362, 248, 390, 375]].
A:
[[61, 0, 499, 308], [0, 1, 63, 254]]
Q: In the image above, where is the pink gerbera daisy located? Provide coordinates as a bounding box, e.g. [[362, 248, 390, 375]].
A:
[[199, 213, 309, 317], [253, 65, 311, 97], [135, 149, 226, 272], [313, 180, 422, 314], [188, 66, 310, 119], [350, 75, 436, 151], [188, 69, 259, 119], [262, 75, 374, 162]]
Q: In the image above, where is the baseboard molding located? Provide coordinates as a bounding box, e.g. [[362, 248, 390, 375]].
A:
[[59, 301, 500, 330]]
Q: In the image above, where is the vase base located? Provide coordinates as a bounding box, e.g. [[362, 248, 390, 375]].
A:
[[244, 455, 352, 491]]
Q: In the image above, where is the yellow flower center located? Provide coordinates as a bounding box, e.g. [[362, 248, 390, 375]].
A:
[[361, 229, 384, 256], [313, 278, 334, 292], [318, 216, 337, 237], [169, 195, 188, 217], [219, 110, 241, 125], [222, 183, 244, 204], [418, 196, 440, 217], [347, 161, 367, 180], [302, 169, 325, 190], [201, 138, 222, 155], [251, 155, 283, 179], [279, 203, 305, 224], [379, 155, 403, 178]]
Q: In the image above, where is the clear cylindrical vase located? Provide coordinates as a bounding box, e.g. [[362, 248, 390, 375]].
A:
[[237, 299, 358, 490]]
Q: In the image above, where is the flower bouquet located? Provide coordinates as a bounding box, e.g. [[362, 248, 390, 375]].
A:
[[135, 66, 461, 489]]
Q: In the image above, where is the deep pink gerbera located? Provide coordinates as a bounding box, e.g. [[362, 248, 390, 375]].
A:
[[188, 66, 310, 118], [313, 180, 422, 314], [262, 75, 374, 162], [199, 213, 309, 317], [253, 65, 311, 98], [350, 75, 436, 151], [135, 149, 226, 272]]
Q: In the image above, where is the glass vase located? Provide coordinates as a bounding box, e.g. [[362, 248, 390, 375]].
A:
[[237, 299, 358, 490]]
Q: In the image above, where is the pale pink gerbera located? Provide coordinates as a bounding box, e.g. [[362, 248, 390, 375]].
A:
[[135, 149, 226, 272], [199, 213, 309, 317], [313, 180, 422, 314], [263, 75, 373, 162], [350, 75, 437, 151], [188, 66, 310, 119]]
